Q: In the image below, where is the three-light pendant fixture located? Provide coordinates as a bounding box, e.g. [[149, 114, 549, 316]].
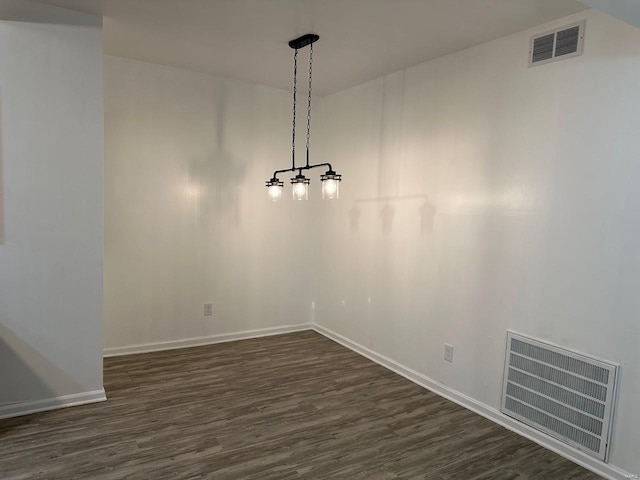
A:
[[265, 34, 342, 201]]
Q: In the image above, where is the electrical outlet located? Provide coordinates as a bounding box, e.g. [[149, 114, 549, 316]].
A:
[[204, 303, 213, 317], [444, 344, 454, 363]]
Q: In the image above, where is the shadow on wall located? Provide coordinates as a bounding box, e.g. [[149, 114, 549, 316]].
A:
[[0, 92, 4, 245], [349, 195, 437, 235], [0, 323, 81, 410], [0, 0, 101, 26], [188, 81, 245, 228], [346, 72, 438, 235]]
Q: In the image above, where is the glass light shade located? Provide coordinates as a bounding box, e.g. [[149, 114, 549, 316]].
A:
[[291, 174, 310, 200], [265, 177, 284, 201], [293, 182, 307, 199], [322, 179, 339, 199], [267, 185, 283, 201], [320, 170, 342, 200]]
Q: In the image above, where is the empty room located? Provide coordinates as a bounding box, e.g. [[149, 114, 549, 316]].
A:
[[1, 0, 639, 478]]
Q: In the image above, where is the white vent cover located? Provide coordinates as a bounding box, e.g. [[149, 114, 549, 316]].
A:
[[529, 21, 585, 67], [501, 331, 618, 462]]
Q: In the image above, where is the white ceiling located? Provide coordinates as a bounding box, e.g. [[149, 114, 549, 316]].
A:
[[35, 0, 588, 95], [580, 0, 640, 29]]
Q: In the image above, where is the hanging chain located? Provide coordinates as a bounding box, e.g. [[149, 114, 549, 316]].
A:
[[305, 42, 313, 167], [291, 48, 298, 170]]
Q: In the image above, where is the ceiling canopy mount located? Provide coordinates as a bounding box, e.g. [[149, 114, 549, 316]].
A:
[[288, 34, 320, 50]]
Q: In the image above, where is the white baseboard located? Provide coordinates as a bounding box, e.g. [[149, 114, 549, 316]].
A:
[[312, 323, 635, 480], [104, 323, 313, 357], [0, 389, 107, 420]]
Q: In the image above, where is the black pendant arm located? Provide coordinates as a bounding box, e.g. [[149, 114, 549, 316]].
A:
[[271, 162, 333, 179], [307, 162, 333, 172]]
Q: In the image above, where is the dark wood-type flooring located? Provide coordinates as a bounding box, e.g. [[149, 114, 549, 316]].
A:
[[1, 331, 601, 479]]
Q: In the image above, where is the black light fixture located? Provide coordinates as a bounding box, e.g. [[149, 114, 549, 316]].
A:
[[265, 33, 342, 201]]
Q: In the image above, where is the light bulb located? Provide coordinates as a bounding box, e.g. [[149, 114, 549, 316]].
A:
[[268, 185, 282, 201], [293, 182, 308, 200], [322, 179, 338, 199], [320, 169, 341, 200]]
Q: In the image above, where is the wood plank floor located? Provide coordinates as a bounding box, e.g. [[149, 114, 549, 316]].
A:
[[1, 331, 601, 479]]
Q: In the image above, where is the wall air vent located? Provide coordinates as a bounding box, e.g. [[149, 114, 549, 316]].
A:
[[529, 21, 585, 67], [501, 331, 618, 462]]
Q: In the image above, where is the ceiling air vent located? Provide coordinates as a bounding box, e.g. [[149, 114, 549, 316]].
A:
[[501, 331, 618, 462], [529, 21, 584, 67]]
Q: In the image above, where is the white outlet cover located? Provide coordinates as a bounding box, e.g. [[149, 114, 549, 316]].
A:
[[204, 303, 213, 316], [444, 344, 454, 363]]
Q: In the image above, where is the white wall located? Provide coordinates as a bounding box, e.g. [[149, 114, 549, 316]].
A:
[[104, 56, 319, 349], [0, 3, 104, 408], [315, 9, 640, 476]]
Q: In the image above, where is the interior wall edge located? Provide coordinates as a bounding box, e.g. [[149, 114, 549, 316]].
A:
[[103, 324, 313, 358], [0, 8, 104, 413], [0, 389, 107, 421], [312, 323, 633, 480]]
